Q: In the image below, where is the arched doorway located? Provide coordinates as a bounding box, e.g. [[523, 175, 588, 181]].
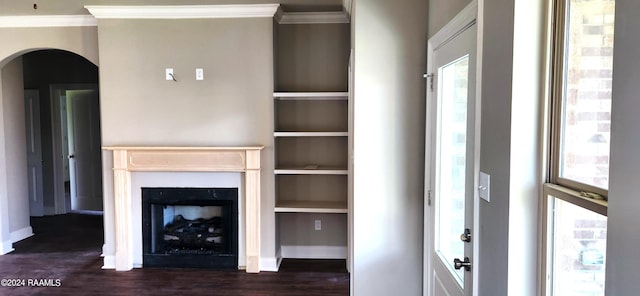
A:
[[0, 47, 102, 254], [23, 50, 102, 215]]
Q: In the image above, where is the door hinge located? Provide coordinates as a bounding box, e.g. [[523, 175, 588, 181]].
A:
[[423, 73, 435, 92], [427, 189, 432, 206]]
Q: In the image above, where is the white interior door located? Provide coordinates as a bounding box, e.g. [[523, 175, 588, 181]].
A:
[[67, 89, 103, 211], [425, 12, 478, 296], [25, 89, 44, 217]]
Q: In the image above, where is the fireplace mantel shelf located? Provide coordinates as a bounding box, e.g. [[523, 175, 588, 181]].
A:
[[103, 146, 264, 273], [103, 146, 264, 151]]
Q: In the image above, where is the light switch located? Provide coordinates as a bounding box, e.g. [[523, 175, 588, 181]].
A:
[[479, 172, 490, 202], [196, 68, 204, 80]]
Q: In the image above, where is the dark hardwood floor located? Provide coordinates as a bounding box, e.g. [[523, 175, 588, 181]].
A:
[[0, 214, 349, 296]]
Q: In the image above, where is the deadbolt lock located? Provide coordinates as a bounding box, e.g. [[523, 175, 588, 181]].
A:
[[460, 228, 472, 243], [453, 257, 472, 272]]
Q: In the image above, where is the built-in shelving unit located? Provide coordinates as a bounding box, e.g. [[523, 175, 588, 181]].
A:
[[274, 91, 349, 179], [273, 15, 350, 264]]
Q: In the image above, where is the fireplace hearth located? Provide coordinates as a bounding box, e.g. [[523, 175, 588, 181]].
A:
[[142, 187, 238, 269]]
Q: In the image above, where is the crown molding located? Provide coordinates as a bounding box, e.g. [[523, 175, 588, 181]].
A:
[[275, 11, 349, 24], [0, 15, 97, 28], [84, 4, 280, 19]]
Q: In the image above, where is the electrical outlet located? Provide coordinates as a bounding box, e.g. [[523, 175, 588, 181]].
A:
[[314, 220, 321, 231], [195, 68, 204, 80], [165, 68, 174, 81]]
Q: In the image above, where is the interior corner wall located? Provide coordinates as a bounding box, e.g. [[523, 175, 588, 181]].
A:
[[478, 0, 515, 295], [95, 18, 276, 266], [1, 57, 30, 239], [508, 0, 545, 295], [605, 0, 640, 294], [352, 0, 427, 294]]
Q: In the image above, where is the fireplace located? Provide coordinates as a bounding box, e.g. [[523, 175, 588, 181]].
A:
[[102, 146, 263, 272], [142, 187, 238, 269]]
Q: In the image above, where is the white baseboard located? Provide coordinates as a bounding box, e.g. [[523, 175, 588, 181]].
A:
[[10, 226, 33, 243], [0, 239, 14, 255], [260, 256, 282, 272], [281, 245, 347, 259], [102, 255, 115, 269]]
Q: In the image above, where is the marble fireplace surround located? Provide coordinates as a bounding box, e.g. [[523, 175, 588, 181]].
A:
[[102, 146, 263, 273]]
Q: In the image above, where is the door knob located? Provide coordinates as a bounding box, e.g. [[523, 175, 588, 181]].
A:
[[460, 228, 472, 242], [453, 257, 472, 271], [68, 154, 75, 159]]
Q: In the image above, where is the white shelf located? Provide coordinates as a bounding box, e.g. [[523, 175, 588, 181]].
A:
[[275, 167, 348, 175], [273, 92, 348, 100], [274, 131, 348, 137], [275, 200, 348, 213]]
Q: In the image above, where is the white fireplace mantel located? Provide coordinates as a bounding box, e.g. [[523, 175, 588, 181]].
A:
[[102, 146, 264, 273]]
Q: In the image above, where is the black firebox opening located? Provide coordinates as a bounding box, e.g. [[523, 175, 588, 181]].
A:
[[142, 187, 238, 269]]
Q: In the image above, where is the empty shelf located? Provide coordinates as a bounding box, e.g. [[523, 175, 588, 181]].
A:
[[275, 200, 348, 213]]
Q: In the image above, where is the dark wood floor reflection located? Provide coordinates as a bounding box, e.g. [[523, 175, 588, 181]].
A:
[[0, 214, 349, 296]]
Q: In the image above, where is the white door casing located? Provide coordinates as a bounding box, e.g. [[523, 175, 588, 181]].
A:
[[424, 2, 481, 296]]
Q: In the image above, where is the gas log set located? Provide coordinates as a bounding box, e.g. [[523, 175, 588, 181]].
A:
[[162, 214, 225, 252]]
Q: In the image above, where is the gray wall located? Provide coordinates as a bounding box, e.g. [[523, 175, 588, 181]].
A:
[[276, 23, 350, 92], [278, 213, 347, 246], [352, 0, 427, 294], [96, 17, 277, 263], [477, 1, 515, 294], [428, 0, 472, 38], [0, 27, 99, 67], [97, 19, 274, 147], [606, 0, 640, 294], [1, 57, 30, 237]]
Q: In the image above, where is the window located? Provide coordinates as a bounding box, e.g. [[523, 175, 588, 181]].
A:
[[552, 0, 615, 195], [544, 185, 608, 296], [545, 0, 614, 295]]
